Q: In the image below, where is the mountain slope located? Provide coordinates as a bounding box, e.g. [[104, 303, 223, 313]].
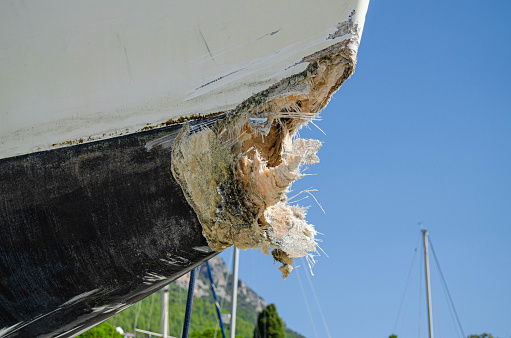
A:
[[105, 256, 305, 338]]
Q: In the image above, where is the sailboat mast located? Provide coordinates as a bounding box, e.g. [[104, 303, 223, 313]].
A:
[[161, 285, 169, 338], [229, 248, 239, 338], [422, 229, 434, 338]]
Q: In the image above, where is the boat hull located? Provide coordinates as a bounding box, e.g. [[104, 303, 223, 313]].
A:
[[0, 0, 371, 335], [0, 119, 219, 337]]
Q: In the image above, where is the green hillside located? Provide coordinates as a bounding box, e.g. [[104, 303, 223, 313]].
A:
[[80, 257, 304, 338], [105, 281, 255, 337]]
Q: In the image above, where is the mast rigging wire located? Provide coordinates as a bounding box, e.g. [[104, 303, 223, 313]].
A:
[[392, 230, 466, 338], [296, 267, 319, 338], [428, 237, 465, 338], [393, 233, 421, 335], [300, 257, 332, 338]]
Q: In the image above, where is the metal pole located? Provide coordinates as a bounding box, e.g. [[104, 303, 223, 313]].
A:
[[206, 261, 227, 338], [229, 248, 239, 338], [182, 268, 197, 338], [422, 229, 434, 338], [161, 285, 169, 338]]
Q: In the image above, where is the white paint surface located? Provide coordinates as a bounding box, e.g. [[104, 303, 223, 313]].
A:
[[0, 0, 369, 158]]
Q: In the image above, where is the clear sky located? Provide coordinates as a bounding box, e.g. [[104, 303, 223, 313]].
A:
[[221, 1, 511, 337]]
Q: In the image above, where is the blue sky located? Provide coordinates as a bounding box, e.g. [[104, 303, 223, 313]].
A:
[[221, 1, 511, 337]]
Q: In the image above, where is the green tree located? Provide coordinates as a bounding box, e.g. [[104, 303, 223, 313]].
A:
[[468, 334, 496, 338], [389, 335, 398, 338], [253, 304, 285, 338]]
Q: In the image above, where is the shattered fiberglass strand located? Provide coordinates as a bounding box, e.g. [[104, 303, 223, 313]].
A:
[[171, 34, 358, 279]]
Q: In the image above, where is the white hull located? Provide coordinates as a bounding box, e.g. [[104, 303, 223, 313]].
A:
[[0, 0, 368, 158]]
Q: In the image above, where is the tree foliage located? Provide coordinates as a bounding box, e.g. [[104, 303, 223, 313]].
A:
[[103, 283, 255, 337], [190, 328, 242, 338], [468, 334, 496, 338], [253, 304, 285, 338]]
